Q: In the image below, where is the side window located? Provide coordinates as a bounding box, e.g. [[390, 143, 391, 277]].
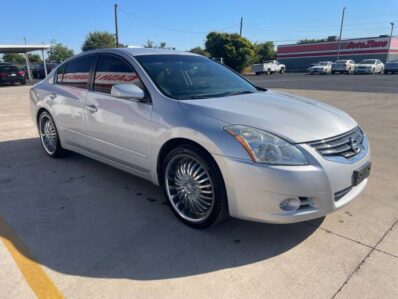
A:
[[61, 55, 94, 89], [94, 54, 144, 95], [55, 64, 66, 84]]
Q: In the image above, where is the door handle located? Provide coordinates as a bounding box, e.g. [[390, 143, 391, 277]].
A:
[[85, 104, 98, 113]]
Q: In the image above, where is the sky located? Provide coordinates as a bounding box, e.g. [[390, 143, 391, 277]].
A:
[[2, 0, 398, 54]]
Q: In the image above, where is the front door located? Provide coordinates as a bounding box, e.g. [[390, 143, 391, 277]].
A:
[[85, 54, 153, 173]]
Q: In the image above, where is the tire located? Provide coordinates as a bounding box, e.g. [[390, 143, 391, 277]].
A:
[[255, 72, 260, 76], [38, 111, 67, 158], [331, 71, 336, 74], [371, 68, 375, 75], [380, 67, 384, 74], [280, 68, 285, 74], [160, 144, 229, 229], [266, 68, 271, 75], [21, 80, 26, 85]]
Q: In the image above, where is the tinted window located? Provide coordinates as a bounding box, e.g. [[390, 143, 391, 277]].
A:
[[55, 64, 66, 84], [62, 56, 94, 89], [94, 54, 144, 94], [135, 55, 257, 100], [0, 65, 18, 72]]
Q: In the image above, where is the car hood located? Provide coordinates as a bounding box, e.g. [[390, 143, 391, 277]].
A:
[[179, 90, 357, 143], [356, 64, 374, 67]]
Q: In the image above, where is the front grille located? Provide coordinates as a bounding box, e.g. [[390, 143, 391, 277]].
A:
[[308, 127, 364, 159]]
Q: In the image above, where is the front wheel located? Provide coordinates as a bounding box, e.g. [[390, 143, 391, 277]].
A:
[[38, 111, 66, 158], [266, 68, 271, 75], [280, 68, 285, 74], [160, 145, 228, 228]]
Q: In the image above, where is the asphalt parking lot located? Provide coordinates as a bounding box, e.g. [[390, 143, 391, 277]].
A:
[[0, 77, 397, 298], [246, 72, 398, 93]]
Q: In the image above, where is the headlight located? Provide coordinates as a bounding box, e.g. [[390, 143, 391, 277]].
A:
[[224, 125, 308, 165]]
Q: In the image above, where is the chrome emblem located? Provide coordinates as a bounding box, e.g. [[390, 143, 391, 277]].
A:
[[350, 136, 361, 153]]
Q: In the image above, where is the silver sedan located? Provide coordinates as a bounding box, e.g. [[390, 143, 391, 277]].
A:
[[30, 48, 371, 228]]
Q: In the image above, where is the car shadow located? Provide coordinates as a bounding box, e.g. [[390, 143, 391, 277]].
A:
[[0, 137, 323, 280]]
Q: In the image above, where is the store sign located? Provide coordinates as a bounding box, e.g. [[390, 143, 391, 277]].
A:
[[344, 39, 389, 50]]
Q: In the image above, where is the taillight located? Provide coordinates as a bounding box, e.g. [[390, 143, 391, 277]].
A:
[[18, 70, 25, 76]]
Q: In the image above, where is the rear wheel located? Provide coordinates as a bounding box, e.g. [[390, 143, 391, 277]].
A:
[[160, 145, 228, 228], [266, 68, 271, 75], [255, 72, 260, 75], [280, 68, 285, 74], [38, 111, 66, 158]]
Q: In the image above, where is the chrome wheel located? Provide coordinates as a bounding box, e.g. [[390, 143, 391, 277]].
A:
[[39, 114, 57, 155], [165, 154, 215, 223]]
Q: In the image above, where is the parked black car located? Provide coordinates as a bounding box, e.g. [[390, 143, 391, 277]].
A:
[[385, 59, 398, 74], [20, 64, 39, 79], [34, 63, 57, 79], [0, 65, 26, 85]]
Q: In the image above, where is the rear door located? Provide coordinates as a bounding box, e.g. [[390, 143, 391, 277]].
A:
[[52, 55, 96, 149], [84, 53, 153, 173]]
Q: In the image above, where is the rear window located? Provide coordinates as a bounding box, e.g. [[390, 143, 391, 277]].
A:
[[0, 65, 19, 72]]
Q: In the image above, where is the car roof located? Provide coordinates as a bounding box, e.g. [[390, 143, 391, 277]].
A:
[[79, 47, 196, 57]]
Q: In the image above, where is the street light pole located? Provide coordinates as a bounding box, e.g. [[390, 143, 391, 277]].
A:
[[114, 3, 119, 47], [390, 22, 395, 37], [336, 7, 346, 61]]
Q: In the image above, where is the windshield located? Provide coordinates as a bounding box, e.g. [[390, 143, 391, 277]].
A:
[[360, 60, 376, 64], [318, 62, 329, 66], [335, 60, 347, 63], [135, 54, 258, 100]]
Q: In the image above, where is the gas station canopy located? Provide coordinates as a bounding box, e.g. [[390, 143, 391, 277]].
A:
[[0, 44, 50, 53], [0, 44, 51, 81]]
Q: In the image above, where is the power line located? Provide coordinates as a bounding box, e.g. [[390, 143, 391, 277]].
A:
[[120, 8, 238, 34]]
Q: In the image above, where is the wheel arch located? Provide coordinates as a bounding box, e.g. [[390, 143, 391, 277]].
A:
[[156, 137, 220, 184]]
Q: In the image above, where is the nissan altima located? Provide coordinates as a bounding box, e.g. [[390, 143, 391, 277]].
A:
[[30, 48, 371, 228]]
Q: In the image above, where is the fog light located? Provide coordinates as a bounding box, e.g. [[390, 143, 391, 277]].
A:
[[280, 197, 300, 211]]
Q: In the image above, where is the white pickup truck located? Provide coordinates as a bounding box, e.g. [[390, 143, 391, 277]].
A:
[[252, 60, 286, 75]]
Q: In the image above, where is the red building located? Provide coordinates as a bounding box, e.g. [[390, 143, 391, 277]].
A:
[[277, 36, 398, 71]]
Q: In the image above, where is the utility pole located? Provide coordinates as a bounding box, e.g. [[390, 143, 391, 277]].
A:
[[114, 3, 119, 47], [239, 17, 243, 36], [336, 7, 346, 61], [388, 22, 395, 62]]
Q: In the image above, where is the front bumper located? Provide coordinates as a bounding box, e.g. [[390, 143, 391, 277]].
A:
[[310, 68, 328, 74], [355, 68, 373, 74], [213, 138, 371, 224], [332, 67, 349, 72]]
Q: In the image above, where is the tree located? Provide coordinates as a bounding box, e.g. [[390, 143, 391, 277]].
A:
[[48, 40, 74, 62], [297, 38, 326, 44], [27, 54, 42, 63], [188, 46, 209, 57], [253, 42, 276, 63], [143, 40, 175, 50], [205, 32, 255, 71], [82, 31, 117, 51], [2, 53, 25, 64]]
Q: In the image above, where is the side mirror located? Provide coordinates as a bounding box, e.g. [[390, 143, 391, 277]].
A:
[[111, 84, 145, 100]]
